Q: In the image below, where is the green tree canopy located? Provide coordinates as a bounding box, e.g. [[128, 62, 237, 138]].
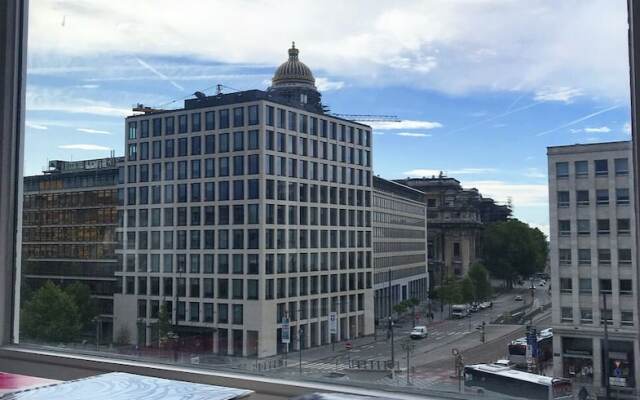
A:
[[21, 281, 82, 343], [482, 219, 549, 287], [460, 276, 474, 304], [468, 262, 493, 301], [64, 282, 98, 330], [437, 277, 463, 306]]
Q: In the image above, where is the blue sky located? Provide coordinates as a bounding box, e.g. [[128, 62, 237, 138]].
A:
[[24, 0, 633, 236]]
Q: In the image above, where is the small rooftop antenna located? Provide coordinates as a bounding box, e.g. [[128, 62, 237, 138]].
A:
[[216, 84, 224, 95]]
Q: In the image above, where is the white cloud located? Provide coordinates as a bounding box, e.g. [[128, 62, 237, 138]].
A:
[[77, 128, 112, 135], [58, 144, 112, 151], [372, 131, 385, 135], [26, 86, 131, 117], [395, 132, 431, 137], [583, 126, 611, 133], [624, 122, 631, 134], [25, 121, 48, 130], [570, 126, 613, 134], [533, 87, 583, 103], [315, 77, 345, 91], [529, 223, 550, 238], [403, 167, 497, 177], [523, 168, 546, 179], [368, 120, 443, 130], [78, 84, 100, 89], [26, 1, 631, 100], [464, 180, 549, 207]]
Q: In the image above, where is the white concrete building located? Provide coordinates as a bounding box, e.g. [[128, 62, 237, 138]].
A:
[[548, 141, 639, 399], [372, 176, 428, 321], [114, 44, 374, 358]]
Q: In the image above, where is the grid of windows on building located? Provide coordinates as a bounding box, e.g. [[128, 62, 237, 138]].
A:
[[22, 158, 123, 341], [371, 176, 427, 320], [548, 141, 638, 397], [116, 92, 375, 358]]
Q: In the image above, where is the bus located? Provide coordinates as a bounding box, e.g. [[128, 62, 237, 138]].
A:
[[463, 363, 572, 400], [508, 328, 553, 367]]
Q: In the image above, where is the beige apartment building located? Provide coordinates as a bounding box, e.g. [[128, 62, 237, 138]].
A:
[[548, 141, 639, 399], [114, 44, 374, 358]]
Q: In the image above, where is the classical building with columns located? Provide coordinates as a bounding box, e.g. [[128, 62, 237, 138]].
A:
[[113, 43, 374, 358]]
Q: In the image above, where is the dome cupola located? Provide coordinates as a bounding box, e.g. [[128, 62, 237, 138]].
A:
[[271, 42, 316, 89]]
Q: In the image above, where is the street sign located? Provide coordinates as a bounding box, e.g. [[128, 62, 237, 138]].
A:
[[329, 312, 337, 334], [281, 318, 290, 344]]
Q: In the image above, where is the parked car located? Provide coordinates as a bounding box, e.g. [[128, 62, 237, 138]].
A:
[[410, 326, 428, 339], [514, 295, 523, 301], [479, 301, 493, 309], [470, 303, 480, 313]]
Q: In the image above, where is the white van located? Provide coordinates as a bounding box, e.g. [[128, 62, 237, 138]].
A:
[[451, 304, 470, 319]]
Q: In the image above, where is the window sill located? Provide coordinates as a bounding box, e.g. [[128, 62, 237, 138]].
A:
[[0, 346, 422, 400]]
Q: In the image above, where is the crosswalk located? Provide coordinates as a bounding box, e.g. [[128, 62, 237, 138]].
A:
[[301, 361, 348, 371]]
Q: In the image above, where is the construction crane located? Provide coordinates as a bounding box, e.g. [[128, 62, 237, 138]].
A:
[[329, 113, 401, 122]]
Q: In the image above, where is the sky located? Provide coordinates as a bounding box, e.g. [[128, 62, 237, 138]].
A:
[[24, 0, 633, 237]]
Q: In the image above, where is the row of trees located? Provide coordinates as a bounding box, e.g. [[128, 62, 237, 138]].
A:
[[436, 262, 493, 307], [482, 219, 548, 289], [433, 219, 548, 311]]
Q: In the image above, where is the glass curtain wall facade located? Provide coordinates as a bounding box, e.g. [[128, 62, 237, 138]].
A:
[[22, 158, 122, 340]]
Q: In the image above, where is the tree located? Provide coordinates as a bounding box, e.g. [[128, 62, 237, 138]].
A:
[[460, 277, 474, 304], [64, 282, 98, 330], [157, 302, 172, 346], [437, 277, 463, 315], [393, 302, 408, 315], [468, 263, 493, 301], [21, 281, 82, 343], [482, 219, 549, 288]]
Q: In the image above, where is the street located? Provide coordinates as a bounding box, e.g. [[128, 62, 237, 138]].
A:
[[266, 283, 553, 395]]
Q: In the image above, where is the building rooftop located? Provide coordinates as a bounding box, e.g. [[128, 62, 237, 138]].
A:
[[373, 176, 425, 203], [547, 140, 631, 155]]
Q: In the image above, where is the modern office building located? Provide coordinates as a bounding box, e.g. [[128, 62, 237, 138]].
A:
[[395, 175, 511, 289], [114, 44, 374, 358], [548, 141, 639, 399], [372, 176, 427, 321], [22, 157, 122, 339]]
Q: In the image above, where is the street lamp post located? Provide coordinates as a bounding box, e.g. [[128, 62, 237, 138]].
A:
[[387, 268, 395, 379], [602, 292, 611, 400]]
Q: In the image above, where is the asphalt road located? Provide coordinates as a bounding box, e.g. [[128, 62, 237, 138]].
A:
[[294, 283, 552, 372]]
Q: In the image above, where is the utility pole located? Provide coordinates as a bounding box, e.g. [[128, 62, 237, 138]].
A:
[[401, 341, 415, 385], [603, 293, 611, 400], [299, 326, 304, 376], [480, 321, 486, 343]]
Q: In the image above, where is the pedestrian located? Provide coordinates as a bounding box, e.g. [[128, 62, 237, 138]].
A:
[[578, 386, 589, 400]]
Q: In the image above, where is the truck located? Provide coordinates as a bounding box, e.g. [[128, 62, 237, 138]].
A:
[[451, 304, 470, 319]]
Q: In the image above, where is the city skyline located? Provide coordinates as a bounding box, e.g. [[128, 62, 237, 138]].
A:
[[24, 0, 632, 237]]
